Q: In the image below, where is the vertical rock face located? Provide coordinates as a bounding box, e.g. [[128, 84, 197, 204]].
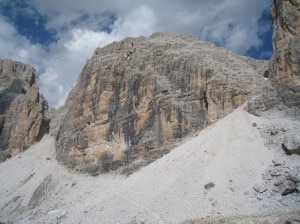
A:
[[0, 59, 49, 162], [56, 33, 268, 173], [270, 0, 300, 107]]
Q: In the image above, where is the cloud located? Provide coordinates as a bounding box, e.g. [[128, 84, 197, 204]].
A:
[[113, 7, 157, 37], [198, 0, 270, 54], [0, 0, 272, 107], [37, 6, 157, 107], [37, 29, 120, 107], [0, 15, 44, 67]]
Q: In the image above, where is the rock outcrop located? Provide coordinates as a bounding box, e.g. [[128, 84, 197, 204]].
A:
[[270, 0, 300, 107], [0, 59, 49, 162], [56, 33, 268, 174]]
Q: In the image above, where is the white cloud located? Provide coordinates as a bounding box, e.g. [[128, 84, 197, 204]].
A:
[[38, 6, 157, 107], [113, 7, 157, 37], [225, 28, 261, 54], [37, 29, 121, 107], [0, 0, 271, 107], [0, 15, 44, 69], [197, 0, 270, 54], [65, 29, 116, 53]]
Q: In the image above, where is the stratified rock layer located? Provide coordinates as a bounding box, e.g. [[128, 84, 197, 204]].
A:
[[0, 59, 49, 162], [270, 0, 300, 107], [56, 33, 268, 173]]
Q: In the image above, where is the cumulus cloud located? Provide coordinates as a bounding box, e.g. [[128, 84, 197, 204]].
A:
[[113, 7, 157, 37], [0, 15, 45, 68], [38, 29, 120, 107], [37, 6, 157, 107], [0, 0, 272, 107]]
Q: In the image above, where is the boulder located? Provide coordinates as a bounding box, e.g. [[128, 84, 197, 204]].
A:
[[282, 135, 300, 155], [280, 180, 297, 196]]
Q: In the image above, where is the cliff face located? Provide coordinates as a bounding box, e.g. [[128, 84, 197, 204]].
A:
[[270, 0, 300, 107], [56, 33, 268, 174], [0, 59, 49, 162]]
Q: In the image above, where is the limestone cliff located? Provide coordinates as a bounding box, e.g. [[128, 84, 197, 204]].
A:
[[56, 33, 268, 174], [270, 0, 300, 107], [0, 59, 49, 162]]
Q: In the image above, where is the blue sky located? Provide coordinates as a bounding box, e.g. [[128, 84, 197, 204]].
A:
[[0, 0, 272, 107]]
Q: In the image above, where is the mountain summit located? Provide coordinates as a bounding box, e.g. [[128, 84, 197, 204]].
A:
[[54, 32, 267, 174]]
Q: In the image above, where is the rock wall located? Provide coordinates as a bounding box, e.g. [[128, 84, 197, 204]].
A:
[[270, 0, 300, 107], [0, 59, 49, 162], [56, 33, 268, 174]]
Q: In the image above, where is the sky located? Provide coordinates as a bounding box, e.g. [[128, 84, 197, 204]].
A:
[[0, 0, 273, 108]]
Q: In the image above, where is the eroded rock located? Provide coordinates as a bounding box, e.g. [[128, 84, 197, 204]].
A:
[[204, 182, 215, 189], [253, 184, 267, 193], [280, 180, 297, 196], [0, 59, 49, 162], [28, 174, 53, 209], [282, 135, 300, 155], [55, 32, 268, 173], [270, 0, 300, 107]]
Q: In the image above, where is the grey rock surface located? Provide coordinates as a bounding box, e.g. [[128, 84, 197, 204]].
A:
[[270, 0, 300, 107], [0, 59, 49, 162], [282, 135, 300, 155], [28, 174, 53, 209], [55, 32, 268, 173], [46, 106, 67, 137]]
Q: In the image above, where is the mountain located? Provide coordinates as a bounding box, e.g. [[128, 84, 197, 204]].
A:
[[0, 0, 299, 223], [55, 32, 268, 174], [246, 0, 300, 157], [0, 59, 49, 162], [269, 0, 300, 107]]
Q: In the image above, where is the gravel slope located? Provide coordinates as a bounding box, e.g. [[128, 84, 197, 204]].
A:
[[0, 107, 299, 224]]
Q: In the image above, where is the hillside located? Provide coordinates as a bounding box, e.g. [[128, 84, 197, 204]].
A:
[[1, 107, 299, 223]]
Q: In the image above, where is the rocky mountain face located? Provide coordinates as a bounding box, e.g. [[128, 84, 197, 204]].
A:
[[55, 32, 268, 174], [270, 0, 300, 107], [0, 59, 49, 162], [246, 0, 300, 159]]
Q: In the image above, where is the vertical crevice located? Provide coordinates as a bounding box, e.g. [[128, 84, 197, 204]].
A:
[[204, 91, 209, 111]]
